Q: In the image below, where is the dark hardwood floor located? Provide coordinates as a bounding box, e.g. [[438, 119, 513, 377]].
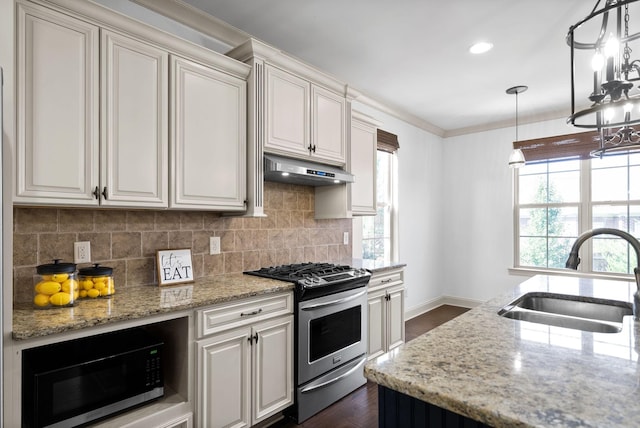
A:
[[272, 304, 470, 428]]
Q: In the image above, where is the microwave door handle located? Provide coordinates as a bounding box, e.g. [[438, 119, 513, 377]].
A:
[[300, 356, 367, 394], [300, 289, 366, 310]]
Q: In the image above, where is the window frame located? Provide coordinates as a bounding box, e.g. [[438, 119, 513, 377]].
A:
[[512, 156, 638, 280]]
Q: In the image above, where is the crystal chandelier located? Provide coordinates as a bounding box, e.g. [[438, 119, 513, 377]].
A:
[[567, 0, 640, 156], [508, 85, 527, 168]]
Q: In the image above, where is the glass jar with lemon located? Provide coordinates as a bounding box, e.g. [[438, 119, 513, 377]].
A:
[[78, 264, 115, 298], [34, 260, 78, 308]]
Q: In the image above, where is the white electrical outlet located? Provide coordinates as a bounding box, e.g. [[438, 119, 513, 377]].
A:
[[343, 232, 349, 245], [74, 241, 91, 264], [210, 236, 221, 255]]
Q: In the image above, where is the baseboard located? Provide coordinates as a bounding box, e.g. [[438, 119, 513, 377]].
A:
[[405, 295, 483, 321]]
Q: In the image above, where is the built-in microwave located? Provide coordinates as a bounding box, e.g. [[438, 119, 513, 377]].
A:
[[22, 327, 164, 428]]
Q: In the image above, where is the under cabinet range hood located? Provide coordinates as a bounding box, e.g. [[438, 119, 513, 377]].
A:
[[264, 154, 354, 186]]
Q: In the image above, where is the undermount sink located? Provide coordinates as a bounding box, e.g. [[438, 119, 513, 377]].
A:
[[498, 292, 633, 333]]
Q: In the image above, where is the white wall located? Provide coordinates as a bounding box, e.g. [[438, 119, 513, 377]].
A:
[[352, 102, 445, 314], [440, 117, 577, 301]]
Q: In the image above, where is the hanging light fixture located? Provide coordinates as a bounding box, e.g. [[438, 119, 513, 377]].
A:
[[567, 0, 640, 156], [507, 85, 527, 168]]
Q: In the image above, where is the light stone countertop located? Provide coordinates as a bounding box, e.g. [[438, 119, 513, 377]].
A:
[[351, 258, 406, 273], [364, 274, 640, 428], [13, 274, 293, 340]]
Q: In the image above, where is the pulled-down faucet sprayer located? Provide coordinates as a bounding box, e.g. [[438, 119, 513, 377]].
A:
[[565, 228, 640, 320]]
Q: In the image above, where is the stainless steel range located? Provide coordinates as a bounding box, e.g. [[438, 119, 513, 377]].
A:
[[245, 262, 371, 423]]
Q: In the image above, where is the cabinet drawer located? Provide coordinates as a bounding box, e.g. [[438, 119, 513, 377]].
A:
[[197, 292, 293, 338], [368, 269, 403, 291]]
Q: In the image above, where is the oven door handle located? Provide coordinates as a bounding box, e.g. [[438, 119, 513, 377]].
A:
[[300, 289, 367, 310], [300, 356, 367, 394]]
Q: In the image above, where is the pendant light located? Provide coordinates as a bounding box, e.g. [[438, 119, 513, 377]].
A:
[[567, 0, 640, 156], [507, 85, 527, 168]]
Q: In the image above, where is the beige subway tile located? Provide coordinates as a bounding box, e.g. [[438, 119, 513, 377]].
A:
[[220, 230, 235, 252], [155, 211, 182, 231], [203, 254, 224, 276], [142, 231, 169, 257], [203, 212, 223, 231], [328, 245, 340, 262], [77, 232, 112, 262], [181, 211, 204, 230], [315, 246, 329, 262], [282, 229, 297, 248], [260, 210, 277, 229], [283, 190, 297, 208], [297, 229, 311, 247], [291, 211, 304, 228], [59, 209, 94, 232], [112, 232, 142, 259], [13, 266, 35, 304], [223, 217, 243, 230], [268, 229, 284, 250], [13, 233, 37, 267], [277, 210, 292, 229], [95, 210, 126, 232], [191, 254, 204, 278], [304, 246, 316, 261], [303, 211, 317, 229], [243, 217, 261, 229], [260, 250, 277, 267], [235, 229, 254, 251], [127, 211, 156, 231], [168, 230, 193, 250], [275, 248, 291, 265], [192, 230, 211, 255], [38, 233, 75, 264], [242, 250, 261, 271], [126, 257, 156, 286], [224, 252, 243, 273], [254, 229, 269, 250], [14, 207, 58, 233], [102, 259, 126, 291], [291, 248, 306, 264]]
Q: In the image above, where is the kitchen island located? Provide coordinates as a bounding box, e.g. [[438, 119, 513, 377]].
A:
[[364, 275, 640, 428]]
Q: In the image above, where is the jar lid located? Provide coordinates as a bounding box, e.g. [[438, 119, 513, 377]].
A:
[[36, 259, 77, 274], [78, 263, 113, 276]]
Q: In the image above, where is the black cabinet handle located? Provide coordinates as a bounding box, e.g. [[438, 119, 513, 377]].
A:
[[240, 308, 263, 317], [102, 187, 108, 200], [92, 186, 100, 200]]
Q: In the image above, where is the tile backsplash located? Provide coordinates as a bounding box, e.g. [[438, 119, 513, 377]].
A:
[[13, 182, 352, 304]]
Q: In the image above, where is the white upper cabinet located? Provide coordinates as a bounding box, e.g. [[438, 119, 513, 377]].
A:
[[101, 29, 169, 207], [266, 66, 310, 157], [16, 1, 250, 211], [16, 2, 99, 205], [170, 56, 246, 211], [312, 85, 347, 164], [264, 63, 346, 165], [350, 111, 379, 216]]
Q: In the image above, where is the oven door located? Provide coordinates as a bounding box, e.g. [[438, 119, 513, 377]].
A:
[[297, 286, 368, 384]]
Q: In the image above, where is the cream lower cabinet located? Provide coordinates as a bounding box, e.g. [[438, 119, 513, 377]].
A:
[[367, 268, 405, 360], [196, 293, 294, 428], [171, 56, 246, 211]]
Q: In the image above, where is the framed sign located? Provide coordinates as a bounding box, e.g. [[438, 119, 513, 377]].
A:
[[157, 249, 194, 286]]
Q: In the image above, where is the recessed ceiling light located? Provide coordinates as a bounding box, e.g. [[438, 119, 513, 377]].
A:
[[469, 41, 493, 54]]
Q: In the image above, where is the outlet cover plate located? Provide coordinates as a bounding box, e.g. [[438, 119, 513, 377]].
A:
[[74, 241, 91, 264], [210, 236, 221, 255]]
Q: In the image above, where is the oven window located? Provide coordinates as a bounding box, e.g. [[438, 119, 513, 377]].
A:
[[309, 305, 361, 362]]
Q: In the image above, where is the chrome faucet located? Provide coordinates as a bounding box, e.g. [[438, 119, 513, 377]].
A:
[[565, 228, 640, 320]]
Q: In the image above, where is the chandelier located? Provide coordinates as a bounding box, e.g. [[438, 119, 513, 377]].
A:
[[567, 0, 640, 156]]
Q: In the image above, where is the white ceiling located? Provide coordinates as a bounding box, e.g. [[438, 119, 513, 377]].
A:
[[168, 0, 594, 136]]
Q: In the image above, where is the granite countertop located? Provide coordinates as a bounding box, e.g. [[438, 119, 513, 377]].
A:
[[351, 258, 406, 273], [13, 274, 293, 340], [364, 274, 640, 428]]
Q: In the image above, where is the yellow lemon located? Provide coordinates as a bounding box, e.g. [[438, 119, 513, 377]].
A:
[[49, 292, 72, 306], [61, 279, 78, 293], [51, 273, 69, 283], [99, 288, 112, 297], [79, 289, 88, 298], [33, 293, 50, 307], [73, 290, 79, 299], [41, 274, 53, 281], [81, 280, 94, 291], [94, 282, 107, 291], [87, 288, 100, 298], [35, 281, 61, 296]]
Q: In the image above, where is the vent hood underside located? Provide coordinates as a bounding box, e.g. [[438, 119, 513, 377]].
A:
[[263, 154, 354, 186]]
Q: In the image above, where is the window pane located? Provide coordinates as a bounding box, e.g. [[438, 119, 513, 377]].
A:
[[548, 171, 580, 203], [593, 205, 630, 231], [592, 237, 632, 274], [631, 205, 640, 237], [519, 208, 546, 236], [519, 174, 546, 204], [519, 207, 578, 237], [592, 167, 628, 201], [548, 159, 581, 173], [520, 237, 548, 268], [631, 166, 640, 200], [361, 150, 393, 263]]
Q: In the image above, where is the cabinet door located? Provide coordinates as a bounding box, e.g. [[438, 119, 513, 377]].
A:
[[387, 288, 405, 352], [16, 3, 99, 205], [171, 56, 246, 210], [101, 30, 168, 207], [197, 326, 252, 428], [265, 65, 310, 157], [311, 85, 346, 164], [367, 291, 387, 360], [350, 117, 377, 215], [252, 315, 294, 424]]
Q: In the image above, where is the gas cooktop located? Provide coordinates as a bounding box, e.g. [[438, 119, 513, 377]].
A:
[[244, 262, 371, 300]]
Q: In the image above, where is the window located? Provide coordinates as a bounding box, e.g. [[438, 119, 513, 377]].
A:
[[362, 150, 394, 262], [515, 152, 640, 275]]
